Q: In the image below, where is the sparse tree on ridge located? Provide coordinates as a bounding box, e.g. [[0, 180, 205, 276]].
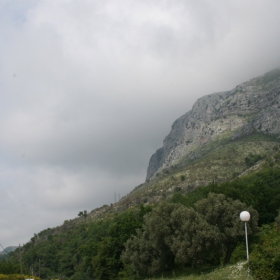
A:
[[78, 210, 88, 222]]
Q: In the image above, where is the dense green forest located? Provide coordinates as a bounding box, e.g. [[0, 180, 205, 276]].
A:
[[2, 166, 280, 280]]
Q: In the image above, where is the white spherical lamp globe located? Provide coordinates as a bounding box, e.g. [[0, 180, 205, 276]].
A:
[[240, 211, 250, 222]]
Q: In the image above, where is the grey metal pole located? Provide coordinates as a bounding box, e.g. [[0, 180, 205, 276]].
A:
[[245, 221, 249, 261], [244, 222, 250, 276]]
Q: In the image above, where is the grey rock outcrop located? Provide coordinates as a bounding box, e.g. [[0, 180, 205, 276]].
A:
[[146, 69, 280, 181]]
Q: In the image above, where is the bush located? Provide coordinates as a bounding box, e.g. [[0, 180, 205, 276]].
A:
[[245, 154, 263, 167], [180, 175, 186, 181], [250, 224, 280, 279]]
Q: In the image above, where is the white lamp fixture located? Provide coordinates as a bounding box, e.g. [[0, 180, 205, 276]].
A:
[[240, 211, 250, 222]]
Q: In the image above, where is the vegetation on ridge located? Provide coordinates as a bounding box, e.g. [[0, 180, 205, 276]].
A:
[[127, 133, 280, 209], [2, 162, 280, 279]]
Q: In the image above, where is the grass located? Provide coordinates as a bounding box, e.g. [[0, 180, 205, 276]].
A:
[[146, 263, 254, 280]]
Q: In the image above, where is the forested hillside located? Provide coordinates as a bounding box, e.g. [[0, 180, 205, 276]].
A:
[[4, 163, 280, 279]]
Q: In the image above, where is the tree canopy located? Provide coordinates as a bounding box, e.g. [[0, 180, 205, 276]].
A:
[[122, 193, 258, 278]]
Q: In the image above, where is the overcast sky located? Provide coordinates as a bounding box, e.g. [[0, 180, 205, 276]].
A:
[[1, 0, 280, 247]]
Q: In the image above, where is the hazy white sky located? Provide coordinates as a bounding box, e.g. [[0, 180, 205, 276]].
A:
[[1, 0, 280, 246]]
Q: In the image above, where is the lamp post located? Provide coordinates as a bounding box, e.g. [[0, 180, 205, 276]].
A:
[[240, 211, 250, 276], [240, 211, 250, 261]]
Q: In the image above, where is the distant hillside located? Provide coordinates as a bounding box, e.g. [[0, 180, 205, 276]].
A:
[[0, 246, 18, 260], [0, 246, 18, 255]]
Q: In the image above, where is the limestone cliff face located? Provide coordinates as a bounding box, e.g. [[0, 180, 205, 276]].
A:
[[146, 69, 280, 181]]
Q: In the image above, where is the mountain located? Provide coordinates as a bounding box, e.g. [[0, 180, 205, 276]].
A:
[[7, 69, 280, 280], [104, 68, 280, 211], [146, 69, 280, 181], [0, 246, 18, 260], [0, 246, 18, 255]]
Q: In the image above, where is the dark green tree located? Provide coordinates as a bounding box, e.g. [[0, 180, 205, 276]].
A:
[[93, 206, 151, 280], [194, 193, 258, 264], [0, 260, 21, 274], [122, 195, 258, 277], [121, 203, 179, 278], [78, 210, 87, 221], [170, 206, 221, 267], [250, 224, 280, 279]]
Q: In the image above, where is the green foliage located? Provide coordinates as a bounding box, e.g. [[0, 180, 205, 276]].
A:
[[194, 193, 258, 264], [250, 224, 280, 279], [122, 194, 258, 278], [245, 153, 263, 167], [170, 206, 220, 267], [0, 260, 21, 275], [7, 205, 151, 280], [171, 167, 280, 225], [78, 210, 88, 221], [170, 192, 185, 204], [93, 207, 151, 279], [7, 166, 280, 279], [122, 203, 179, 278], [230, 242, 247, 264], [146, 263, 253, 280]]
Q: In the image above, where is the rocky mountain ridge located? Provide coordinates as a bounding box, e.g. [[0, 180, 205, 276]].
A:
[[146, 69, 280, 180]]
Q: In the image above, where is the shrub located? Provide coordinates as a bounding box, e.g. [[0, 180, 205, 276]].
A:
[[250, 224, 280, 279], [245, 154, 263, 167]]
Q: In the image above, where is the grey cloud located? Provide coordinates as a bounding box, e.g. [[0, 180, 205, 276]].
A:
[[1, 0, 280, 246]]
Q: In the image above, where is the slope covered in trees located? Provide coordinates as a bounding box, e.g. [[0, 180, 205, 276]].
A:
[[2, 166, 280, 279]]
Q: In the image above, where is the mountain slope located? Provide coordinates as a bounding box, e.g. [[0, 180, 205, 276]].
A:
[[146, 69, 280, 181], [7, 69, 280, 280]]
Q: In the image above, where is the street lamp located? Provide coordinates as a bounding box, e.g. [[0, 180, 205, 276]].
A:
[[240, 211, 250, 261]]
